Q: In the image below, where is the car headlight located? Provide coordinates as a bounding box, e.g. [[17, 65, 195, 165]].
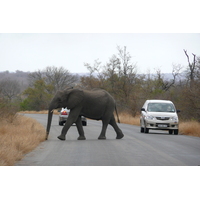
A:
[[145, 115, 156, 120], [171, 116, 178, 121]]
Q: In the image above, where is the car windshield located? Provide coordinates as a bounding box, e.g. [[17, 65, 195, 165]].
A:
[[147, 103, 175, 112]]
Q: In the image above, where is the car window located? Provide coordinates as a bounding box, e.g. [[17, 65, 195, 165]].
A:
[[147, 103, 175, 112]]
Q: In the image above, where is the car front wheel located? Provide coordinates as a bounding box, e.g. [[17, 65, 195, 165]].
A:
[[82, 121, 87, 126], [174, 129, 179, 135], [59, 122, 64, 126], [144, 127, 149, 133]]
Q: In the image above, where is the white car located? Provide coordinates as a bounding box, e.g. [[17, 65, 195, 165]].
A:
[[59, 108, 87, 126], [140, 100, 180, 135]]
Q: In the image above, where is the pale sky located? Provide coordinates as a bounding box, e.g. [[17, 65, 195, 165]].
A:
[[0, 33, 199, 74], [1, 1, 200, 74]]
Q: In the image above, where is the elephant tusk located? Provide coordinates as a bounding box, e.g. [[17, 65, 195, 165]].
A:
[[51, 109, 54, 113]]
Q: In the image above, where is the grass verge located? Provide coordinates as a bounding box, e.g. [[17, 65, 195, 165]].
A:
[[0, 114, 46, 166], [19, 110, 59, 115], [179, 121, 200, 137], [118, 112, 140, 126]]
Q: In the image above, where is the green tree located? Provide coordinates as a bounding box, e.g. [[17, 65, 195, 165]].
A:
[[21, 79, 54, 111]]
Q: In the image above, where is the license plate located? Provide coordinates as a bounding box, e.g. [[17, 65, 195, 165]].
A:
[[158, 124, 167, 127]]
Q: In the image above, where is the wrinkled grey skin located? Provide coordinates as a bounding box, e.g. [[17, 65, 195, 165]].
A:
[[46, 88, 124, 141]]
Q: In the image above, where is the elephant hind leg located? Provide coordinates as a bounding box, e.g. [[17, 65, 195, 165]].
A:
[[109, 115, 124, 139], [98, 119, 108, 139]]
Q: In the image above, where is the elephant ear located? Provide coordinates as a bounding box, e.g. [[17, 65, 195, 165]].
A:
[[66, 89, 84, 109]]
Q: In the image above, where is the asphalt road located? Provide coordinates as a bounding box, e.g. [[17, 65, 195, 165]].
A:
[[15, 114, 200, 166]]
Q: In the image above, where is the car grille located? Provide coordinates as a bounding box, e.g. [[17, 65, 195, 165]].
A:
[[156, 117, 170, 120]]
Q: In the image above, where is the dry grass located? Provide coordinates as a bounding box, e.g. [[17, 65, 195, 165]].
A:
[[0, 114, 46, 166], [19, 110, 59, 115], [179, 121, 200, 137], [19, 110, 49, 114], [118, 112, 140, 126]]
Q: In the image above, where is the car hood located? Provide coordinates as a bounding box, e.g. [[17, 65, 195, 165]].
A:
[[146, 112, 178, 117]]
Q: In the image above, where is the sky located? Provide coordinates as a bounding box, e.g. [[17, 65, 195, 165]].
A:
[[0, 33, 200, 74], [0, 1, 200, 75]]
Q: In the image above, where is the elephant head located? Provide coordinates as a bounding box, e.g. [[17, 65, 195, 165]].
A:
[[46, 88, 84, 140]]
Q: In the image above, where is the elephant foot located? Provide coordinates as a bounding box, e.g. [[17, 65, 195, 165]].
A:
[[98, 135, 106, 140], [57, 135, 66, 140], [77, 136, 86, 140], [116, 133, 124, 139]]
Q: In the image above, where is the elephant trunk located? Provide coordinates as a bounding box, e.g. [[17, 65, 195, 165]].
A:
[[46, 109, 54, 140]]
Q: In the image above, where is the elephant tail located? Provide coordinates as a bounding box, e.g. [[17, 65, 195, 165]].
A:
[[115, 106, 120, 123]]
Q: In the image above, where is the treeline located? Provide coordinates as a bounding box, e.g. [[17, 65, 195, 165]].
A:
[[0, 46, 200, 121], [79, 46, 200, 121], [0, 68, 80, 112]]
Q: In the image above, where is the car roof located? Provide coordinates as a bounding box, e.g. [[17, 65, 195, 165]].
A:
[[146, 99, 173, 104]]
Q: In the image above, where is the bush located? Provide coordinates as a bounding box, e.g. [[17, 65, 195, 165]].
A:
[[20, 98, 32, 111], [0, 99, 19, 122]]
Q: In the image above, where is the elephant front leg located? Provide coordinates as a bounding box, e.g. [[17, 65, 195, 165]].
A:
[[75, 116, 86, 140], [57, 121, 72, 140], [58, 113, 77, 140]]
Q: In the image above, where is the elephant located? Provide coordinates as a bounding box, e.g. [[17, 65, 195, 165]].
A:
[[46, 88, 124, 141]]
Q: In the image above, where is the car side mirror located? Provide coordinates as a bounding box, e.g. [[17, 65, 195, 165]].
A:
[[141, 108, 146, 112], [177, 109, 181, 113]]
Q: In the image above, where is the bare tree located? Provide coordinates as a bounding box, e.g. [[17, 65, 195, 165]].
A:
[[104, 55, 121, 92], [183, 49, 197, 86], [182, 50, 200, 121], [28, 66, 79, 93], [162, 64, 183, 91], [0, 79, 20, 101], [117, 46, 137, 77]]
